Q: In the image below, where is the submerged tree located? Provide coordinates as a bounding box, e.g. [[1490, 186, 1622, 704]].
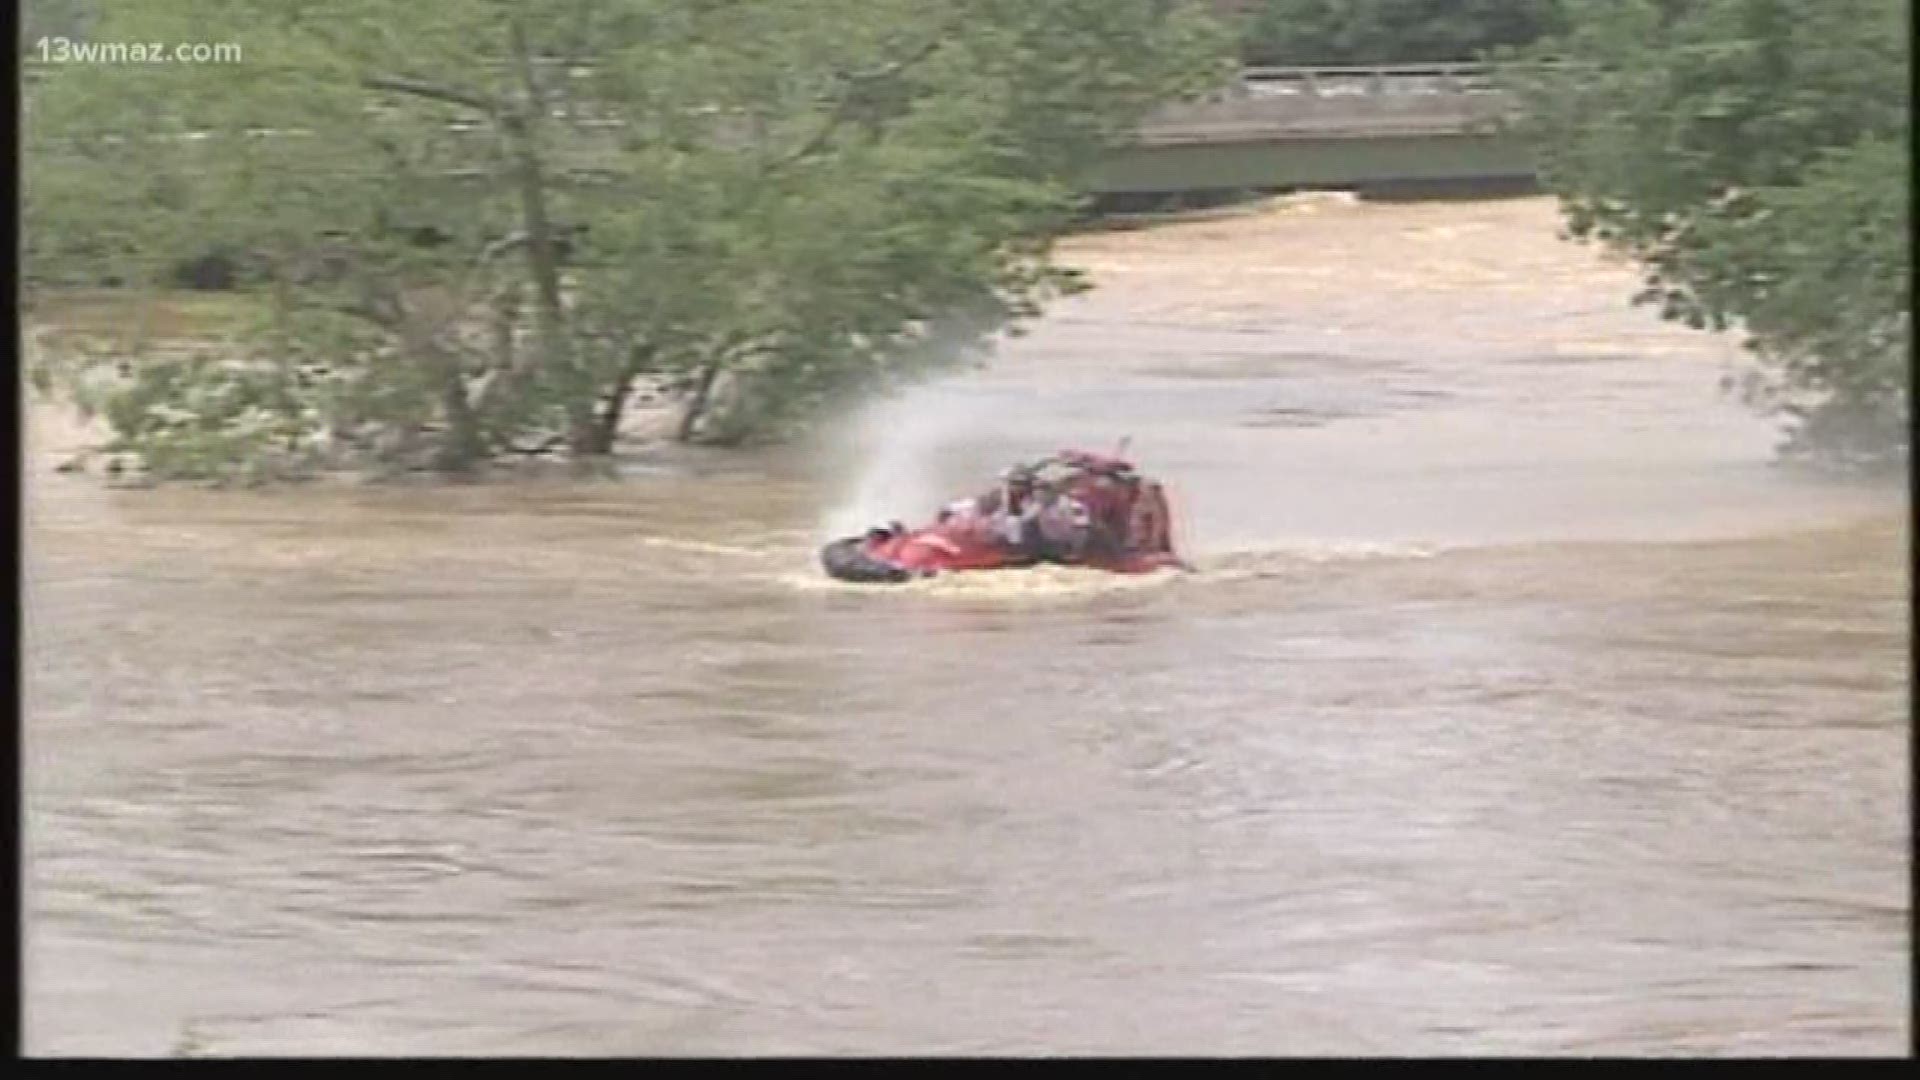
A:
[[1508, 0, 1910, 467], [25, 0, 1231, 481]]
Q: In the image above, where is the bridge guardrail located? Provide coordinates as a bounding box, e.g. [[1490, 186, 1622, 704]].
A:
[[1141, 63, 1541, 144], [1206, 60, 1592, 101]]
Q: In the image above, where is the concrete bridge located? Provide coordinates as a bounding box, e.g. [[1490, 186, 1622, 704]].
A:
[[1095, 63, 1532, 196]]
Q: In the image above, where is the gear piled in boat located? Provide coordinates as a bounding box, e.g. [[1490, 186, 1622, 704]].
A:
[[820, 449, 1187, 583]]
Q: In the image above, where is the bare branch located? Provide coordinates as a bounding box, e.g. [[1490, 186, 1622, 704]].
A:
[[509, 19, 548, 122], [437, 229, 529, 320], [765, 32, 951, 171], [361, 75, 500, 114]]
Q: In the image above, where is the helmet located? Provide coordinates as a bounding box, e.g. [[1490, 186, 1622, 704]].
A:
[[1000, 464, 1037, 489]]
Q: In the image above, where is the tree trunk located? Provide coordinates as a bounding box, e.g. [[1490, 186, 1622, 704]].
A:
[[380, 284, 483, 474], [678, 360, 723, 443], [433, 366, 486, 473], [565, 403, 602, 456], [503, 17, 591, 447], [491, 290, 517, 375], [578, 367, 636, 456]]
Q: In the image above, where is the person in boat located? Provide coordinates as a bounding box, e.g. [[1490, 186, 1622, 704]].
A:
[[1075, 501, 1130, 562], [1034, 491, 1092, 562], [1033, 488, 1136, 564], [938, 463, 1047, 557], [1064, 468, 1136, 561], [985, 464, 1048, 556], [941, 459, 1137, 564]]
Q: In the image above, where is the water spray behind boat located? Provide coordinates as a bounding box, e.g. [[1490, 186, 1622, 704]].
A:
[[816, 379, 1006, 545]]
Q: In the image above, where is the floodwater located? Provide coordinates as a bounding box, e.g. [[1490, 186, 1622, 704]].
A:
[[22, 196, 1910, 1056]]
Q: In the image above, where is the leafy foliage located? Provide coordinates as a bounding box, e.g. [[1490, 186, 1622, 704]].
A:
[[1508, 0, 1909, 466], [25, 0, 1231, 480], [1233, 0, 1565, 66]]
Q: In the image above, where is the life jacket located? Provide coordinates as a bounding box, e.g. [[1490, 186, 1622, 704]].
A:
[[1033, 494, 1093, 559]]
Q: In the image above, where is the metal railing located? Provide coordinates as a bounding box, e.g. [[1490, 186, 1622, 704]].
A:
[[1129, 62, 1548, 146], [1203, 60, 1592, 102], [1239, 62, 1500, 94]]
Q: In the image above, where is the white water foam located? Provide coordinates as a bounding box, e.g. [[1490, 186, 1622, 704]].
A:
[[771, 539, 1450, 600], [813, 381, 1005, 544], [634, 535, 772, 559], [775, 562, 1187, 602]]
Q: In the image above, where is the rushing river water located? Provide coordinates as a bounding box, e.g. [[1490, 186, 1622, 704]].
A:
[[22, 196, 1909, 1057]]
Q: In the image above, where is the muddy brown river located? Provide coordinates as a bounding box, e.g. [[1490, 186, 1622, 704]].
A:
[[22, 196, 1909, 1056]]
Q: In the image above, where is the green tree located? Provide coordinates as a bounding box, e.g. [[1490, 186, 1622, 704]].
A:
[[26, 0, 1231, 481], [1234, 0, 1565, 66], [22, 0, 101, 47], [1509, 0, 1910, 466]]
